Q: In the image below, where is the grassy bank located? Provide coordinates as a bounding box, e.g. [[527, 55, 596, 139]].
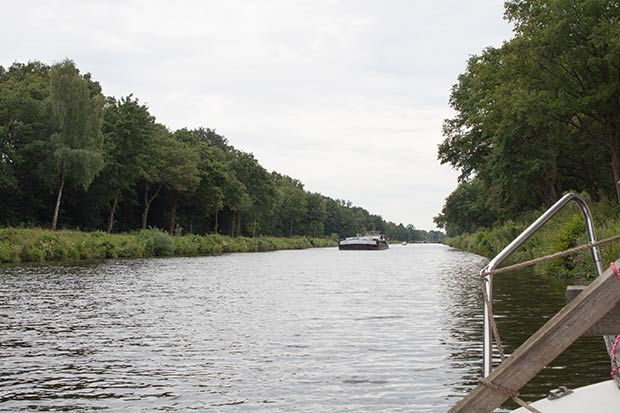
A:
[[0, 227, 338, 265], [443, 196, 620, 280]]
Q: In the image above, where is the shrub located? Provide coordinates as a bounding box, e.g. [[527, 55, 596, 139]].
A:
[[174, 235, 201, 256], [20, 240, 45, 263], [0, 241, 19, 263], [143, 228, 176, 256], [443, 197, 620, 280], [0, 227, 335, 265]]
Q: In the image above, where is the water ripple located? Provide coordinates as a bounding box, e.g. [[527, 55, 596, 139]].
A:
[[0, 245, 611, 412]]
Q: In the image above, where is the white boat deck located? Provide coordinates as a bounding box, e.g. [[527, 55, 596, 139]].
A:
[[512, 380, 620, 412]]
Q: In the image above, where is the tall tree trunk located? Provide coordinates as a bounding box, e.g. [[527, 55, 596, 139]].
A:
[[107, 195, 118, 234], [610, 147, 620, 206], [169, 192, 178, 235], [214, 210, 219, 234], [142, 197, 150, 230], [231, 210, 236, 237], [547, 152, 559, 207], [188, 202, 196, 234], [187, 204, 194, 234], [610, 119, 620, 205], [539, 158, 558, 209], [142, 183, 162, 229], [51, 174, 65, 230], [252, 218, 256, 238]]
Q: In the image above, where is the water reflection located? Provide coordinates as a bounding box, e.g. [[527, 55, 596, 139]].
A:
[[492, 267, 610, 409], [437, 251, 487, 401], [0, 246, 611, 412], [438, 254, 610, 411]]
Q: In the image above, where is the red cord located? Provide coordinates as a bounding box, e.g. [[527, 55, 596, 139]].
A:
[[608, 264, 620, 378], [612, 335, 620, 378]]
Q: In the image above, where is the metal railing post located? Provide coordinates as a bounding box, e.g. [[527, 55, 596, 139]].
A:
[[482, 193, 603, 377]]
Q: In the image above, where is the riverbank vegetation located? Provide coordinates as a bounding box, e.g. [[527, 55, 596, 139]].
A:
[[444, 195, 620, 279], [436, 0, 620, 277], [0, 227, 337, 265], [0, 60, 441, 244]]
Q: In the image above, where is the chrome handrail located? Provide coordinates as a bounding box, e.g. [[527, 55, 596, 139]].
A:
[[481, 193, 603, 377]]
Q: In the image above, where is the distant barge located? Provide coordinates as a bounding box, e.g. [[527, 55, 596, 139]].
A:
[[338, 233, 389, 250]]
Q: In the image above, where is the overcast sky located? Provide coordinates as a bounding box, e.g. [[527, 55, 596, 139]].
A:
[[1, 1, 513, 230]]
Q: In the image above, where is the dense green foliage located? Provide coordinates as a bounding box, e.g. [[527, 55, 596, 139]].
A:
[[0, 227, 338, 264], [436, 0, 620, 238], [444, 195, 620, 279], [0, 60, 439, 242]]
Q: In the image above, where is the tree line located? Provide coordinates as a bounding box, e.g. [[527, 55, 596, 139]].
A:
[[0, 60, 441, 242], [435, 0, 620, 237]]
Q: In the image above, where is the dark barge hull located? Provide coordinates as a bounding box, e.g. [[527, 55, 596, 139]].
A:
[[338, 242, 389, 250]]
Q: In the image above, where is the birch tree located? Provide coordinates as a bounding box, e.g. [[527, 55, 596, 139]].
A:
[[49, 60, 104, 230]]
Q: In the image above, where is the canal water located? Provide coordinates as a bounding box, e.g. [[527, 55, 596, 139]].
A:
[[0, 244, 611, 412]]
